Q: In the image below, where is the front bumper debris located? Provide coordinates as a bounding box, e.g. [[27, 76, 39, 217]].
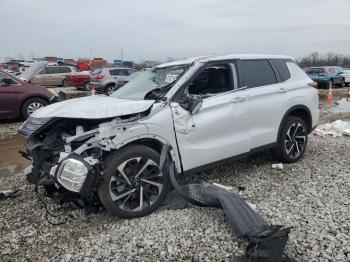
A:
[[160, 144, 295, 262]]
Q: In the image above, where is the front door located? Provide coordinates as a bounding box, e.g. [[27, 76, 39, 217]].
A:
[[0, 73, 19, 118], [171, 62, 251, 171]]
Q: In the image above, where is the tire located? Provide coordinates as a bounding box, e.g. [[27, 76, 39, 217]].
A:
[[273, 116, 308, 163], [61, 79, 67, 87], [21, 97, 48, 119], [104, 84, 116, 95], [83, 82, 91, 91], [98, 145, 170, 219], [340, 78, 345, 87]]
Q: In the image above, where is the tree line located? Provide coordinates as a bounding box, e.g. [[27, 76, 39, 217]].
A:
[[297, 52, 350, 69]]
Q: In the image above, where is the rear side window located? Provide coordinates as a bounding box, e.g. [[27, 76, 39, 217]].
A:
[[270, 59, 291, 82], [110, 69, 128, 76], [91, 69, 102, 75], [238, 60, 277, 88], [46, 67, 60, 74], [58, 67, 71, 73]]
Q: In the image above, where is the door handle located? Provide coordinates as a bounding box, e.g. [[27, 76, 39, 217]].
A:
[[231, 97, 246, 103], [278, 87, 287, 93]]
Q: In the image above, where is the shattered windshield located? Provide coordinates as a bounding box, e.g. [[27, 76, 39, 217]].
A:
[[111, 65, 188, 100]]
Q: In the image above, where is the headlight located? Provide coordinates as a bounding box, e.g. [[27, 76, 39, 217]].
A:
[[57, 158, 88, 192], [18, 116, 52, 138]]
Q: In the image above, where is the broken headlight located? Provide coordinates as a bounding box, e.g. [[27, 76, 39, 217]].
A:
[[57, 158, 88, 193], [18, 116, 53, 138]]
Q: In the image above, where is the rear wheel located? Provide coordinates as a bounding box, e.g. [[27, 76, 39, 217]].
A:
[[83, 82, 91, 91], [98, 145, 170, 218], [340, 78, 345, 87], [104, 84, 116, 95], [61, 79, 67, 87], [21, 97, 48, 119], [273, 116, 308, 163]]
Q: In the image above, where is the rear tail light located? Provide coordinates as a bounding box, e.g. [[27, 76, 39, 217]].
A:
[[308, 82, 318, 89], [94, 74, 105, 80]]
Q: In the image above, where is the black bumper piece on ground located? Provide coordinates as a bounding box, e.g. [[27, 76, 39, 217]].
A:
[[160, 144, 295, 262]]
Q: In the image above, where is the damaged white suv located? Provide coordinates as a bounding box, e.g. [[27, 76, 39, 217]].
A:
[[19, 54, 319, 218]]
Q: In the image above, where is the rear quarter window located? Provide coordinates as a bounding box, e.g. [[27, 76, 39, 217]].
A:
[[270, 59, 291, 82], [58, 67, 71, 73], [238, 59, 277, 88]]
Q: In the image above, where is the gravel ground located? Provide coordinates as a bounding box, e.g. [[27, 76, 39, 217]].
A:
[[1, 117, 350, 261], [0, 121, 22, 140]]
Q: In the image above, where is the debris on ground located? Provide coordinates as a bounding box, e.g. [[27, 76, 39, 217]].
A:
[[315, 119, 350, 137], [0, 189, 18, 200], [272, 163, 284, 170]]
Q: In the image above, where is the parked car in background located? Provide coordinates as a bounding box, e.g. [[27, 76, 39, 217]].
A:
[[19, 54, 319, 218], [89, 67, 138, 94], [116, 71, 141, 89], [0, 67, 53, 119], [304, 66, 345, 88], [339, 68, 350, 85], [31, 66, 77, 87], [65, 71, 91, 90]]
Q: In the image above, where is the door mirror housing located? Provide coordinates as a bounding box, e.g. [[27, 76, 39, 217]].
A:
[[179, 95, 203, 114]]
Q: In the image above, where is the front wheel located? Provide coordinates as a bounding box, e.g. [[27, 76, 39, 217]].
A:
[[98, 145, 170, 218], [273, 116, 308, 163], [21, 97, 48, 119]]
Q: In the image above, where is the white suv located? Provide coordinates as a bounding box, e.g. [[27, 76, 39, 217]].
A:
[[19, 54, 319, 218]]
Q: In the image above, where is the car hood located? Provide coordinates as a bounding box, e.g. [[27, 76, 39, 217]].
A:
[[31, 95, 155, 119], [18, 61, 47, 82]]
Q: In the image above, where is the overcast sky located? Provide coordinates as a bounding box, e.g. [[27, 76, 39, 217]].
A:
[[2, 0, 350, 62]]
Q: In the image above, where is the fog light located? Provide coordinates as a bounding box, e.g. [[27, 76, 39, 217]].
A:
[[57, 158, 88, 192]]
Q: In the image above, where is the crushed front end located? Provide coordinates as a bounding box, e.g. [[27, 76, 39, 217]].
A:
[[18, 114, 147, 207]]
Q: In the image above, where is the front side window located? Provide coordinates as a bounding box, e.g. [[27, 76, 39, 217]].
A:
[[111, 65, 188, 100], [238, 60, 277, 88], [184, 64, 234, 98]]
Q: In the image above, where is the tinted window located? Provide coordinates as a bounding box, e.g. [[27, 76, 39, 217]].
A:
[[46, 67, 60, 74], [186, 64, 234, 98], [305, 68, 324, 74], [238, 60, 277, 88], [127, 69, 137, 75], [58, 67, 71, 73], [110, 69, 128, 76], [270, 59, 291, 82]]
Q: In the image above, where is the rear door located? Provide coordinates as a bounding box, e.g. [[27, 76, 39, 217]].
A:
[[0, 72, 20, 118], [31, 67, 47, 86], [172, 62, 251, 171], [237, 59, 289, 148]]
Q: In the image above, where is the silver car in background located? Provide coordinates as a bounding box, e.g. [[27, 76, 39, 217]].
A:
[[89, 67, 138, 94]]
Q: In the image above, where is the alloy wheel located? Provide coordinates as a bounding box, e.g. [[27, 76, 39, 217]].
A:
[[284, 122, 306, 159], [109, 157, 164, 212], [27, 102, 44, 115]]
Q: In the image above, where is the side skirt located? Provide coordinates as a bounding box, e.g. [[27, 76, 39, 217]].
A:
[[182, 142, 277, 175]]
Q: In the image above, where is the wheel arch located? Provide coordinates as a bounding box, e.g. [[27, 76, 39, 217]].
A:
[[20, 95, 50, 114], [106, 135, 181, 172], [277, 105, 312, 141]]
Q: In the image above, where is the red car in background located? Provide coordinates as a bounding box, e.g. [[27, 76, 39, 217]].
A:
[[65, 72, 91, 90]]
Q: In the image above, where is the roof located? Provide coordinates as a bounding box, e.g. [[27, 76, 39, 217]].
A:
[[156, 54, 295, 68]]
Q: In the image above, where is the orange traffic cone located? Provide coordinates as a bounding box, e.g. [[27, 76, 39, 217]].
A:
[[326, 81, 333, 109]]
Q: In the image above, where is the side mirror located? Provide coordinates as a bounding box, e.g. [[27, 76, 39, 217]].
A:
[[179, 95, 203, 114]]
